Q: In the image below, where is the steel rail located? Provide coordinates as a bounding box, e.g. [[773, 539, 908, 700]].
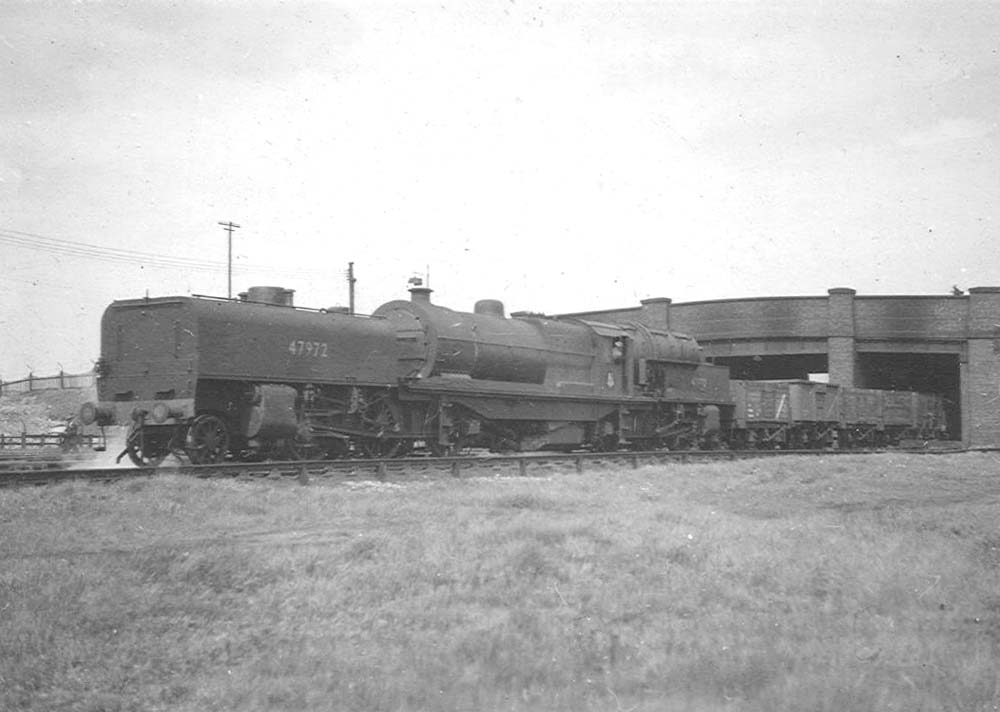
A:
[[0, 445, 972, 489], [0, 451, 98, 473]]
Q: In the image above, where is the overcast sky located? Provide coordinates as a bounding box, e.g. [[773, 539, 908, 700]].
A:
[[2, 0, 999, 378]]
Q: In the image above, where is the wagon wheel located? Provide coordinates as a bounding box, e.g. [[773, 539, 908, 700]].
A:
[[124, 426, 169, 467], [185, 414, 230, 464], [357, 399, 404, 458]]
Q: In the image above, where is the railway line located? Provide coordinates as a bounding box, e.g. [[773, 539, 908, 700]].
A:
[[0, 444, 967, 489], [0, 450, 96, 473]]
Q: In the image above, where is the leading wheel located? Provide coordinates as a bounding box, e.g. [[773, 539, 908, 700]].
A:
[[186, 414, 230, 464]]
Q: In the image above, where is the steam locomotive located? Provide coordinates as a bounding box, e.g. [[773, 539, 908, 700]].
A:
[[79, 285, 731, 465], [78, 285, 947, 466]]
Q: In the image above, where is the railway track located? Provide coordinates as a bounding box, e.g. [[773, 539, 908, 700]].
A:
[[0, 450, 97, 474], [0, 444, 969, 488]]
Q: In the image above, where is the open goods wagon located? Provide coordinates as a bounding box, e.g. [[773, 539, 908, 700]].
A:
[[730, 379, 948, 448]]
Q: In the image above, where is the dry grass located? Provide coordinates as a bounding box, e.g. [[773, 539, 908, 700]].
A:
[[2, 453, 1000, 711]]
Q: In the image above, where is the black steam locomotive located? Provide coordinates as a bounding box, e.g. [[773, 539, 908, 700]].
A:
[[80, 285, 732, 465]]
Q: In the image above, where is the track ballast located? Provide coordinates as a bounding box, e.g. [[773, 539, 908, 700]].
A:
[[0, 445, 969, 488]]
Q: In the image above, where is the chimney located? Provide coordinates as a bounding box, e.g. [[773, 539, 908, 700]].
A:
[[409, 286, 433, 303]]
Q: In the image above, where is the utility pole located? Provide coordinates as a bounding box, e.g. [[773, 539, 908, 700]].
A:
[[218, 221, 241, 298], [347, 262, 357, 314]]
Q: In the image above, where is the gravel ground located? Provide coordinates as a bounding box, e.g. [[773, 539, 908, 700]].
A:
[[0, 387, 95, 435]]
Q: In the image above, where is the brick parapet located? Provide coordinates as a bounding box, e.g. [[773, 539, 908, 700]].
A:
[[967, 287, 1000, 335], [827, 288, 856, 338]]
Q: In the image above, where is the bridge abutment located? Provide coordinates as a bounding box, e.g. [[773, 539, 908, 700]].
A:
[[963, 287, 1000, 447], [827, 288, 858, 388]]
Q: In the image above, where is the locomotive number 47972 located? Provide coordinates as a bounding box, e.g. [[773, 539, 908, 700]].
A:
[[287, 340, 329, 358]]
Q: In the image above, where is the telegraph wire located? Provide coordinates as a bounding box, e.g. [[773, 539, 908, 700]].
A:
[[2, 226, 230, 263], [0, 227, 332, 278], [1, 227, 242, 270], [0, 230, 232, 273]]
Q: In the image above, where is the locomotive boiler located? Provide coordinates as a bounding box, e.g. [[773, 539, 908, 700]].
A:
[[78, 285, 732, 465]]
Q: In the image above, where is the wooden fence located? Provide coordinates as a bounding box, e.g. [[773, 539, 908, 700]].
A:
[[0, 370, 95, 395], [0, 432, 105, 451]]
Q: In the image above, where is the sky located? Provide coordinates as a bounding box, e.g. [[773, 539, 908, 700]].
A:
[[2, 0, 999, 379]]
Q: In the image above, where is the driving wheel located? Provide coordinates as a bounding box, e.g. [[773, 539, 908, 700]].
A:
[[357, 399, 403, 458], [186, 414, 230, 464]]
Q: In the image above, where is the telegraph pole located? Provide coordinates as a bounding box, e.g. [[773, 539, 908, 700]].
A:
[[218, 221, 241, 298], [347, 262, 357, 314]]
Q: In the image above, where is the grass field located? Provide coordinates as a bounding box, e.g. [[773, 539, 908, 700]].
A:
[[2, 453, 999, 711]]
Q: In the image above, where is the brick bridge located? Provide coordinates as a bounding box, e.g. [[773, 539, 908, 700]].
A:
[[563, 288, 1000, 447]]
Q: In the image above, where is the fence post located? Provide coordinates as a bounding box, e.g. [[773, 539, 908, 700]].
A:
[[59, 370, 65, 389], [28, 373, 33, 392]]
